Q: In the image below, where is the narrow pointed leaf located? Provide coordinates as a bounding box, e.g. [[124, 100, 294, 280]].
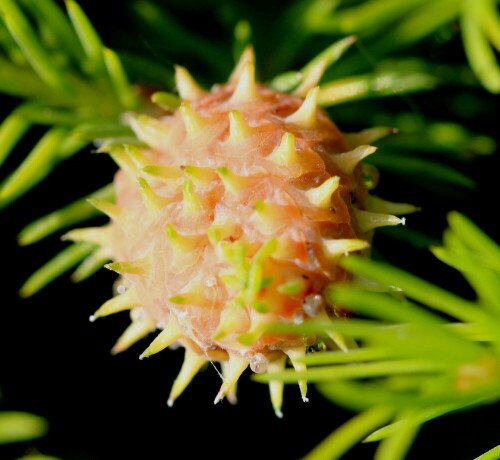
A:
[[0, 127, 69, 208], [18, 0, 84, 61], [374, 410, 420, 460], [339, 257, 491, 326], [20, 242, 96, 297], [70, 123, 134, 141], [318, 380, 419, 412], [0, 0, 73, 95], [319, 71, 437, 106], [103, 47, 137, 110], [365, 397, 489, 443], [481, 0, 500, 52], [254, 359, 446, 384], [0, 105, 31, 168], [303, 406, 394, 460], [462, 3, 500, 93], [304, 36, 357, 76], [18, 183, 114, 245], [269, 36, 357, 93], [0, 56, 52, 98], [71, 250, 110, 282], [15, 104, 92, 126], [474, 444, 500, 460], [57, 134, 88, 160], [302, 348, 393, 366], [447, 211, 500, 272], [65, 0, 105, 75], [268, 71, 302, 92], [368, 0, 460, 55], [311, 0, 429, 34], [0, 411, 48, 444], [328, 286, 446, 326]]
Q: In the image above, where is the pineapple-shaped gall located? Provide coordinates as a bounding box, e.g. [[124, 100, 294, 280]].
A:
[[67, 48, 410, 416]]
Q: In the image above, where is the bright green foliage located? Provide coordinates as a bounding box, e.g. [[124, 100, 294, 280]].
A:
[[0, 411, 47, 444], [0, 402, 60, 459], [475, 445, 500, 460], [0, 0, 143, 209], [301, 0, 500, 93], [256, 213, 500, 459], [0, 1, 499, 459], [19, 242, 96, 297], [17, 183, 114, 246]]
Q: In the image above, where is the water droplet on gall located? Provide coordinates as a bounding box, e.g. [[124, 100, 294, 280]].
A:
[[250, 353, 269, 373]]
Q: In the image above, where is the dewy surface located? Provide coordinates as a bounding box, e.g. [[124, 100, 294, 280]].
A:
[[66, 47, 406, 415]]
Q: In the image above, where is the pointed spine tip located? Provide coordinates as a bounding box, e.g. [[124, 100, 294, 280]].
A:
[[216, 167, 253, 196], [335, 145, 377, 175], [182, 180, 206, 215], [294, 62, 328, 97], [175, 65, 206, 100], [105, 259, 149, 275], [183, 165, 218, 188], [323, 238, 370, 258], [228, 110, 252, 142], [253, 202, 290, 235], [87, 198, 122, 221], [167, 398, 174, 408], [165, 224, 178, 240], [169, 295, 185, 304], [214, 391, 224, 405], [91, 288, 139, 320], [111, 317, 156, 355], [268, 355, 286, 418], [139, 317, 182, 359], [208, 218, 240, 244], [344, 126, 396, 148], [124, 144, 152, 169], [136, 177, 168, 213], [284, 347, 308, 402], [168, 347, 207, 404], [169, 281, 211, 307], [143, 164, 184, 181], [151, 91, 180, 110], [229, 45, 255, 83], [355, 209, 403, 233], [180, 102, 207, 136], [128, 114, 171, 151], [215, 355, 249, 404], [367, 195, 419, 215], [286, 86, 320, 128], [305, 176, 340, 208], [267, 132, 301, 166], [63, 226, 111, 247], [230, 61, 259, 103], [165, 224, 205, 256]]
